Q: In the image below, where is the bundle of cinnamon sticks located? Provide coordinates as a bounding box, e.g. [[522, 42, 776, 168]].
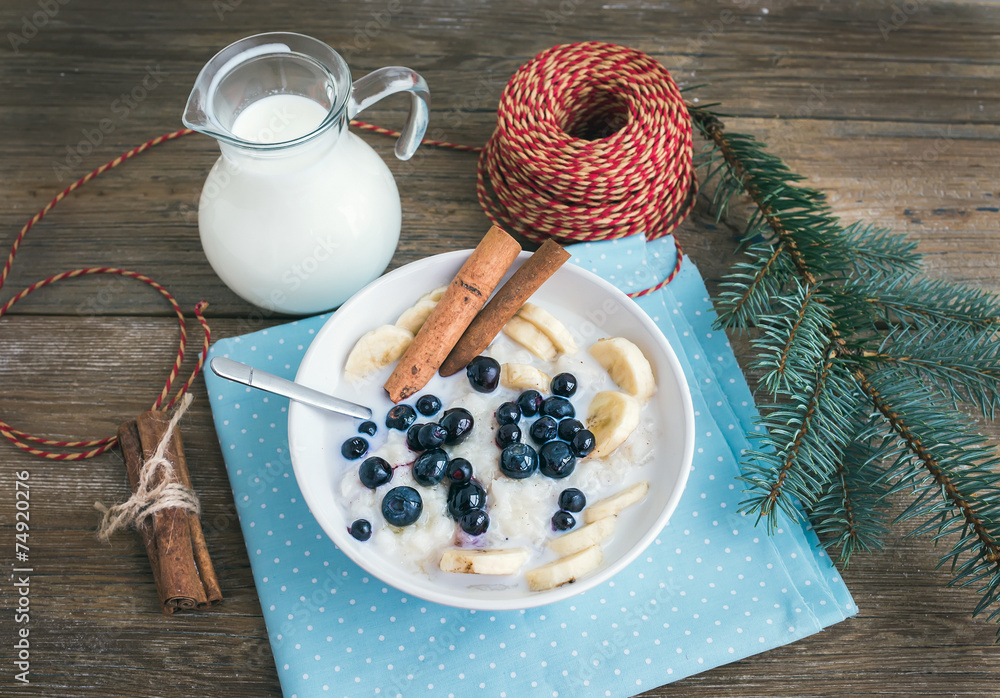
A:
[[385, 225, 570, 402], [117, 411, 222, 613]]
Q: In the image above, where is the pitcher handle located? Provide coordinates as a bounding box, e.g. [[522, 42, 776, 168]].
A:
[[348, 67, 430, 161]]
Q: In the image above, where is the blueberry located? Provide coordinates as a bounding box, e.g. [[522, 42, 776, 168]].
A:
[[415, 394, 442, 417], [529, 415, 559, 444], [381, 486, 423, 527], [447, 480, 486, 519], [385, 404, 417, 430], [551, 510, 576, 531], [539, 440, 576, 479], [516, 390, 544, 417], [440, 407, 475, 445], [499, 442, 539, 479], [495, 401, 521, 426], [417, 423, 448, 450], [495, 423, 522, 449], [349, 518, 372, 541], [458, 509, 490, 535], [447, 457, 473, 483], [466, 356, 501, 393], [541, 396, 575, 420], [551, 372, 578, 397], [412, 448, 449, 486], [570, 429, 596, 458], [358, 456, 393, 489], [358, 420, 377, 437], [406, 423, 426, 451], [341, 436, 369, 460], [558, 488, 586, 513], [557, 418, 584, 442]]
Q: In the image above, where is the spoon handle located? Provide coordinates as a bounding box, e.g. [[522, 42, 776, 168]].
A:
[[210, 357, 372, 421]]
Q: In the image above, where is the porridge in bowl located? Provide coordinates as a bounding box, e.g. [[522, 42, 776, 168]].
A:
[[336, 293, 661, 592], [287, 243, 695, 610]]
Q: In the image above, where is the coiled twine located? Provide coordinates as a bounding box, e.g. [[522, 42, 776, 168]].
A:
[[477, 41, 697, 245]]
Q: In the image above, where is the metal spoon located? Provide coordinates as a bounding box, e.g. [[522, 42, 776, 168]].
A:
[[210, 356, 372, 420]]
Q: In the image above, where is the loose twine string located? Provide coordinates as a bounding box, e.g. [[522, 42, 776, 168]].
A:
[[0, 41, 694, 466], [0, 128, 211, 461]]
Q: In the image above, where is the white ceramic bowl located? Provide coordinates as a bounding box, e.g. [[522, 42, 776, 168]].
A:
[[288, 250, 694, 610]]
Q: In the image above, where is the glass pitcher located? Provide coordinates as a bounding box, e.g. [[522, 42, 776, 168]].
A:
[[182, 32, 429, 314]]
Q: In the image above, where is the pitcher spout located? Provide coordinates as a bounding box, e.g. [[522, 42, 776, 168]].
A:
[[181, 32, 351, 149], [181, 68, 214, 136]]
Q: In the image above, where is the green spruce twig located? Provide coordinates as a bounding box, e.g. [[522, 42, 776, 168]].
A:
[[689, 104, 1000, 640]]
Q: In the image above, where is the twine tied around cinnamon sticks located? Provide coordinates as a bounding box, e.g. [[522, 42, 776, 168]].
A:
[[95, 395, 223, 613], [96, 393, 199, 539]]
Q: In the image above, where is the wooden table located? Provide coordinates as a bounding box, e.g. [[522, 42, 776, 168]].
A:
[[1, 0, 997, 694]]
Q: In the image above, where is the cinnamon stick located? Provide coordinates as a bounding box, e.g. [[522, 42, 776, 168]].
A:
[[132, 413, 204, 612], [138, 410, 223, 609], [174, 445, 223, 609], [134, 411, 222, 612], [117, 419, 165, 608], [439, 239, 570, 376], [384, 225, 522, 402]]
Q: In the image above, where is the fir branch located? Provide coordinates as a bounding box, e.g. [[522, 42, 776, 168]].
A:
[[689, 102, 1000, 640], [839, 221, 922, 278], [808, 428, 894, 567], [857, 370, 1000, 566], [864, 325, 1000, 419], [714, 241, 794, 330], [694, 114, 820, 283], [740, 349, 859, 529], [693, 112, 866, 283], [751, 281, 832, 396], [852, 275, 1000, 330], [852, 349, 1000, 638]]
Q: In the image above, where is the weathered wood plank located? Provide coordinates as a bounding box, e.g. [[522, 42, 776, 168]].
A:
[[1, 0, 999, 694]]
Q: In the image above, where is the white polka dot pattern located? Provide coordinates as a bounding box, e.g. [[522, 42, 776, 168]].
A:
[[204, 235, 855, 697]]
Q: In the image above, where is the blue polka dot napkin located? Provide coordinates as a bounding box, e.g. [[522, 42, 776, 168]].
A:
[[204, 234, 855, 698]]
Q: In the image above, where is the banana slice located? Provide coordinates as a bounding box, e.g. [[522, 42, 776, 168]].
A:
[[585, 390, 641, 458], [439, 548, 529, 575], [588, 337, 656, 401], [525, 545, 603, 591], [503, 316, 558, 361], [516, 303, 578, 355], [395, 299, 437, 334], [500, 363, 550, 392], [583, 481, 649, 523], [344, 324, 414, 380], [549, 516, 616, 556], [420, 285, 448, 302]]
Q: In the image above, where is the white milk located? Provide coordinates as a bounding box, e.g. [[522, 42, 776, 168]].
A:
[[230, 93, 329, 144], [197, 93, 401, 314]]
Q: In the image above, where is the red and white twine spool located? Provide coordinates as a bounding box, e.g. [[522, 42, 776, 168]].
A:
[[477, 42, 696, 250], [1, 43, 696, 460]]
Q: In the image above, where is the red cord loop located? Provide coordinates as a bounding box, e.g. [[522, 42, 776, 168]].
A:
[[0, 129, 210, 461]]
